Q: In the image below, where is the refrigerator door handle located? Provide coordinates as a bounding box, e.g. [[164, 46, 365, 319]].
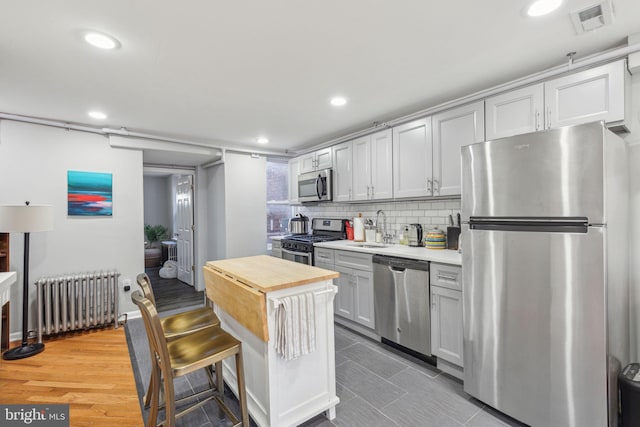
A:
[[469, 218, 588, 233]]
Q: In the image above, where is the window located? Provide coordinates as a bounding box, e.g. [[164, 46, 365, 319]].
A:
[[266, 159, 293, 246]]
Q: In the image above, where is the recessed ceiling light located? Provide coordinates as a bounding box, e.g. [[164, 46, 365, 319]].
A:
[[526, 0, 563, 17], [84, 31, 120, 49], [257, 137, 269, 144], [88, 111, 107, 120], [330, 96, 347, 107]]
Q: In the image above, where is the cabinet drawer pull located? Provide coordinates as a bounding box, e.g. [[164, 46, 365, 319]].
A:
[[437, 273, 458, 282]]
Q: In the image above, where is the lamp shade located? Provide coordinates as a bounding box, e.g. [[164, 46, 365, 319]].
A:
[[0, 205, 54, 233]]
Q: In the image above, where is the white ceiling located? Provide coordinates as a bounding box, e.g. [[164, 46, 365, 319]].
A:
[[1, 1, 639, 159]]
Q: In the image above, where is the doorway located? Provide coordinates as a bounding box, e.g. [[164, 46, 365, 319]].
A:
[[143, 168, 203, 312]]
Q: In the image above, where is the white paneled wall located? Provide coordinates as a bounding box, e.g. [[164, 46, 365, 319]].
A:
[[296, 198, 461, 236]]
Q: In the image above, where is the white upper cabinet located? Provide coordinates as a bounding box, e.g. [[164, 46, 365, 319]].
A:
[[332, 141, 352, 202], [485, 84, 544, 140], [351, 129, 393, 201], [393, 118, 432, 199], [544, 60, 627, 130], [370, 129, 393, 200], [485, 60, 628, 140], [351, 135, 371, 201], [288, 157, 300, 203], [299, 147, 333, 173], [432, 101, 484, 197]]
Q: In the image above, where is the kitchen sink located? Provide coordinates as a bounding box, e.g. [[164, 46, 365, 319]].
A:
[[348, 242, 390, 249]]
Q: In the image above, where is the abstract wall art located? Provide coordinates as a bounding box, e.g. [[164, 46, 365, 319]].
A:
[[67, 170, 113, 216]]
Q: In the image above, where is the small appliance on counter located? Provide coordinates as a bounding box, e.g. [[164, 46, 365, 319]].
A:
[[407, 224, 423, 247], [288, 214, 309, 235]]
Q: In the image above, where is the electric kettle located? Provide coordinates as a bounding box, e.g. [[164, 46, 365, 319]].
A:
[[408, 224, 423, 247]]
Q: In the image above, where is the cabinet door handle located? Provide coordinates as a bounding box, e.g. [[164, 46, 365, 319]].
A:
[[370, 186, 374, 199], [535, 109, 540, 131], [366, 186, 370, 199], [546, 107, 551, 129], [433, 179, 440, 195], [427, 178, 433, 195]]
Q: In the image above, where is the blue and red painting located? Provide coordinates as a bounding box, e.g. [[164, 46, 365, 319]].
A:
[[67, 170, 113, 216]]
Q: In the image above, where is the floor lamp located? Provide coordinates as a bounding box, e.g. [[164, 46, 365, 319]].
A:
[[0, 202, 53, 360]]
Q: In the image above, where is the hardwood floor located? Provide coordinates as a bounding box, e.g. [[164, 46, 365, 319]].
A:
[[145, 266, 205, 312], [0, 328, 143, 427]]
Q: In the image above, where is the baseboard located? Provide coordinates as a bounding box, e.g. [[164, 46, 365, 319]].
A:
[[437, 358, 464, 380], [333, 317, 380, 341]]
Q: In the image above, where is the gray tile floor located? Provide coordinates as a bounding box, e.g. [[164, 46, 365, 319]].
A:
[[126, 315, 527, 427], [309, 325, 528, 427]]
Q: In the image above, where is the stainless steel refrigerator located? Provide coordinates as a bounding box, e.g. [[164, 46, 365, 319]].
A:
[[461, 122, 629, 427]]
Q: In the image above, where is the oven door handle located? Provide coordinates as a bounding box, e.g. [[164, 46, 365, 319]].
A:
[[282, 248, 313, 265]]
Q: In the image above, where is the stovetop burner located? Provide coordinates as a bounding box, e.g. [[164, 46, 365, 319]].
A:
[[283, 234, 342, 243], [281, 218, 347, 255]]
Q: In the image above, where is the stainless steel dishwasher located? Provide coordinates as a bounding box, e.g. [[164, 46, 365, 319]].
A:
[[373, 255, 431, 356]]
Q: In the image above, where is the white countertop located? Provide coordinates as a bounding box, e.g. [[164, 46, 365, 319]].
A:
[[314, 240, 462, 266], [270, 235, 286, 241]]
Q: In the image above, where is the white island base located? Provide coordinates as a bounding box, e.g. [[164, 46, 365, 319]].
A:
[[214, 279, 339, 427]]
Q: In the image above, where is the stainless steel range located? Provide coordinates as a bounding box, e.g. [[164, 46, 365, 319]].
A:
[[281, 218, 346, 265]]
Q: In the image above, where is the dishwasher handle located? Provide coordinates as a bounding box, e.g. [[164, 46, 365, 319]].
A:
[[372, 254, 429, 272], [390, 266, 406, 272]]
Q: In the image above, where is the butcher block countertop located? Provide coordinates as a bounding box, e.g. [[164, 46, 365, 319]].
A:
[[205, 255, 339, 293]]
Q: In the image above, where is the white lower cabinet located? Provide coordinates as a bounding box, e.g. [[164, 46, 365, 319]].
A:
[[430, 263, 463, 378], [431, 285, 463, 366], [319, 249, 375, 331], [271, 239, 282, 258]]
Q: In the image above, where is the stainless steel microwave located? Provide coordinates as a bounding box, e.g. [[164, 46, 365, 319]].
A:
[[298, 169, 332, 202]]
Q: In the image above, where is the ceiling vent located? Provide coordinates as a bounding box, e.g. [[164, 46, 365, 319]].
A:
[[570, 1, 614, 34]]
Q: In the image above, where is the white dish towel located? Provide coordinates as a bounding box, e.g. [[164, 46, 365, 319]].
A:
[[275, 293, 316, 361]]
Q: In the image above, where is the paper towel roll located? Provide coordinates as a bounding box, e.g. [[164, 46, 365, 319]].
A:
[[353, 216, 365, 241]]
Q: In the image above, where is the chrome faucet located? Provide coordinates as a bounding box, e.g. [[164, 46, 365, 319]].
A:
[[376, 210, 392, 244]]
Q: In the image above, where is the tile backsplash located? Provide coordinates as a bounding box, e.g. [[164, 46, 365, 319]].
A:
[[295, 198, 461, 236]]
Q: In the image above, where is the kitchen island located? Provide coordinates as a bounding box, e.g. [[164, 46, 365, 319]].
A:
[[203, 255, 340, 427]]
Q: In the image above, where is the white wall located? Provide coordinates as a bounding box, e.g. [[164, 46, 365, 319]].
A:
[[207, 163, 226, 261], [205, 153, 267, 261], [0, 120, 144, 337], [143, 176, 171, 231], [224, 152, 267, 258]]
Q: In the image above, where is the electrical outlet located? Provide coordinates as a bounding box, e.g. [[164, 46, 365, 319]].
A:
[[123, 278, 131, 292]]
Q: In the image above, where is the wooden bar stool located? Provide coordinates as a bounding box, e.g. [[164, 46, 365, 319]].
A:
[[132, 291, 249, 427], [137, 273, 221, 407]]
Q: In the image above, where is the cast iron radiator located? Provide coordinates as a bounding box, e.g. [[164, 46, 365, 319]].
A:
[[36, 271, 120, 342]]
